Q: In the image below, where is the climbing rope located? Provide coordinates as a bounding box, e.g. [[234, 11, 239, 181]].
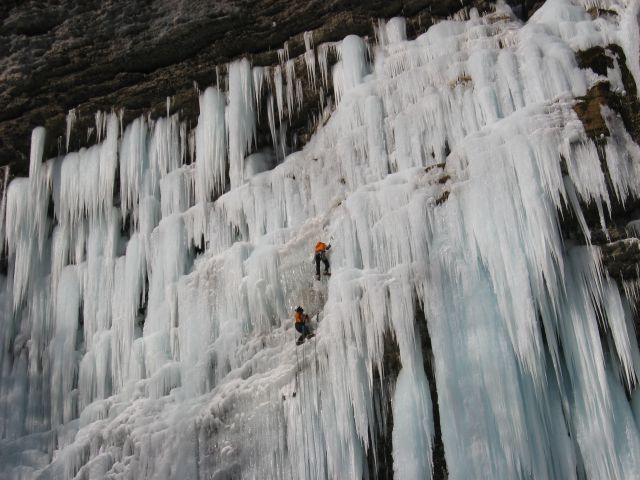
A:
[[294, 336, 299, 398], [300, 336, 312, 478], [313, 325, 320, 412]]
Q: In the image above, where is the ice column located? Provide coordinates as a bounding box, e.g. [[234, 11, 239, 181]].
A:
[[195, 87, 228, 203], [227, 59, 256, 189], [333, 35, 369, 103], [119, 117, 149, 222], [5, 128, 49, 310]]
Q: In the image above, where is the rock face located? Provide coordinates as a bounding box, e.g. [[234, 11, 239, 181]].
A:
[[0, 1, 441, 175], [570, 45, 640, 284], [0, 0, 547, 177]]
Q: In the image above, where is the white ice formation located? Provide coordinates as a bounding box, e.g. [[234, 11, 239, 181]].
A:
[[3, 0, 640, 478]]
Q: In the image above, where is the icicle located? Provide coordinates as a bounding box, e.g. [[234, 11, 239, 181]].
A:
[[386, 17, 407, 44], [278, 123, 287, 159], [273, 64, 284, 125], [304, 31, 317, 90], [95, 111, 105, 143], [285, 59, 296, 122], [252, 66, 266, 120], [277, 42, 289, 65], [5, 179, 31, 308], [28, 127, 49, 253], [227, 58, 256, 189], [392, 367, 434, 479], [66, 108, 76, 153], [98, 113, 119, 213], [318, 43, 330, 89], [195, 87, 227, 202], [161, 168, 194, 217], [149, 114, 182, 186], [56, 114, 118, 228], [333, 35, 368, 103], [50, 266, 82, 428], [4, 128, 50, 309], [303, 30, 314, 51], [119, 117, 148, 223], [28, 127, 46, 179], [144, 214, 189, 375], [118, 108, 124, 137], [602, 277, 639, 390], [267, 94, 278, 152], [295, 79, 303, 113], [111, 232, 146, 391], [365, 95, 389, 180]]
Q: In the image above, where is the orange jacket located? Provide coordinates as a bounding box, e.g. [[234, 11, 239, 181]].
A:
[[315, 242, 329, 253], [294, 312, 308, 324]]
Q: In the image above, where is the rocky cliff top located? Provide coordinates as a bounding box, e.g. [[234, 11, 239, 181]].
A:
[[0, 0, 542, 177]]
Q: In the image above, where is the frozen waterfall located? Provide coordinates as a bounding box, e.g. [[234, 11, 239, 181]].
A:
[[2, 0, 640, 478]]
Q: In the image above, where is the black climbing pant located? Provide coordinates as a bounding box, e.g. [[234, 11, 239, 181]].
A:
[[315, 252, 329, 276], [295, 322, 311, 336]]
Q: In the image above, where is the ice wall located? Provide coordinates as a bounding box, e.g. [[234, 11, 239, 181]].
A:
[[2, 0, 640, 479]]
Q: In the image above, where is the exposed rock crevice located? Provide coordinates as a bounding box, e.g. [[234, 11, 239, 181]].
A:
[[569, 45, 640, 282]]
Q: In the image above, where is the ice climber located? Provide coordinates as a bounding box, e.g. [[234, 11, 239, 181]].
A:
[[294, 306, 314, 344], [314, 241, 331, 280]]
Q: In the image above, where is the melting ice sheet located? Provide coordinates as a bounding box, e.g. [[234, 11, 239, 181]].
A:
[[2, 0, 640, 478]]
